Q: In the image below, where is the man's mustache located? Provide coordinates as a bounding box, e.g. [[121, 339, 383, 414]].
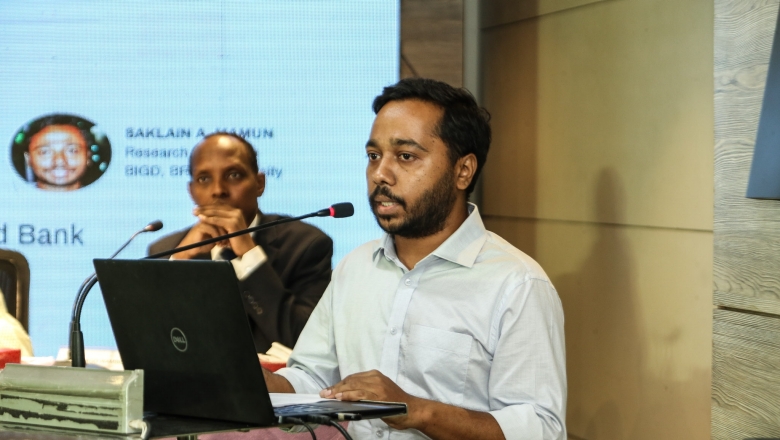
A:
[[370, 185, 406, 208]]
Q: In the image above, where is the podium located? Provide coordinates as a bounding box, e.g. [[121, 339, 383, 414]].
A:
[[0, 364, 262, 440]]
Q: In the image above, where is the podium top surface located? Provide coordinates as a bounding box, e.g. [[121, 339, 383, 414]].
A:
[[0, 413, 263, 440]]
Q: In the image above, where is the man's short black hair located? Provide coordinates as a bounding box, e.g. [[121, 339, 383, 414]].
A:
[[22, 114, 92, 153], [372, 78, 491, 195], [189, 132, 259, 177]]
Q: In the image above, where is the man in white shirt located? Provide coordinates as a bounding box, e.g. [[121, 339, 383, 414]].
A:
[[264, 78, 567, 440]]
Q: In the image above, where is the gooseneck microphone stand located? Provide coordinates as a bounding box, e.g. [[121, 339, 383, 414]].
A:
[[146, 203, 353, 260], [70, 221, 163, 367]]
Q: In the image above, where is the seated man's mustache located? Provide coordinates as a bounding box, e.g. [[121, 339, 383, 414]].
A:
[[370, 185, 406, 208]]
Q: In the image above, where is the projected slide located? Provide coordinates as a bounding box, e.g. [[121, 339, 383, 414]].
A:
[[0, 1, 399, 356]]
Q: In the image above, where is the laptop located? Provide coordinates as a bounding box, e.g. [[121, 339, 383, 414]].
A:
[[93, 258, 406, 430]]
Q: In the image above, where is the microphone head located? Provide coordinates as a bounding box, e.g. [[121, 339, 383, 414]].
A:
[[144, 220, 164, 232], [329, 203, 354, 218]]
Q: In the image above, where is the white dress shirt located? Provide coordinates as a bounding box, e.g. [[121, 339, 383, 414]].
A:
[[276, 204, 567, 440]]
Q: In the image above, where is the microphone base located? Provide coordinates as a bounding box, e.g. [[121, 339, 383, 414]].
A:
[[69, 322, 86, 368]]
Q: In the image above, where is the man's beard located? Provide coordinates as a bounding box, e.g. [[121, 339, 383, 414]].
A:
[[369, 170, 457, 239]]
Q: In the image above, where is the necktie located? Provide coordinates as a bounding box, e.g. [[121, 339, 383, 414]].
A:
[[220, 247, 237, 261]]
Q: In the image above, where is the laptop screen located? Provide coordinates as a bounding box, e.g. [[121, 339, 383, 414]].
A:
[[95, 259, 274, 425]]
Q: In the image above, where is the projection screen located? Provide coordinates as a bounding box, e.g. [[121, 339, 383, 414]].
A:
[[0, 1, 399, 356]]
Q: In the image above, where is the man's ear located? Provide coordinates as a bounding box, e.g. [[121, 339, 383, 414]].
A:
[[187, 180, 194, 201], [256, 172, 266, 198], [455, 153, 477, 191]]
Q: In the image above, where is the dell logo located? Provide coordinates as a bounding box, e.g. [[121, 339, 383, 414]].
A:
[[170, 328, 188, 352]]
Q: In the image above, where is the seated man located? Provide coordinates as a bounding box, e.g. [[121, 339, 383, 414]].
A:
[[148, 133, 333, 352], [264, 78, 567, 439], [0, 288, 32, 357]]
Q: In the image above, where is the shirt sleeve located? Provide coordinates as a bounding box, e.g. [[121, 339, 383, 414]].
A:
[[487, 278, 567, 440], [231, 245, 268, 280], [275, 279, 341, 394]]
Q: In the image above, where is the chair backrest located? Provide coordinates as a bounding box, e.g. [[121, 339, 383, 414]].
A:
[[0, 249, 30, 331]]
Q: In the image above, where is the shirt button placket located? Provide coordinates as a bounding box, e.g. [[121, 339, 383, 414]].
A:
[[375, 428, 384, 437], [393, 278, 413, 339]]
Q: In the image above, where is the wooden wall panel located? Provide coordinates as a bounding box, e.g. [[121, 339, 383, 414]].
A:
[[401, 0, 463, 87], [714, 0, 780, 314], [481, 0, 604, 28], [712, 308, 780, 439], [480, 0, 714, 438], [481, 0, 714, 231], [713, 0, 780, 437]]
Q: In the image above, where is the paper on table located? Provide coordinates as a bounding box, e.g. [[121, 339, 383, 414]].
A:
[[267, 342, 292, 361], [259, 342, 293, 365], [270, 393, 332, 407]]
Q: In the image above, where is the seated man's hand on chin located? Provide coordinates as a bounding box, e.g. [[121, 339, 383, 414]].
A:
[[195, 203, 256, 256], [173, 203, 255, 260], [171, 221, 225, 260]]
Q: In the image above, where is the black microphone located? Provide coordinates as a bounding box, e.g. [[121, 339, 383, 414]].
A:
[[315, 202, 354, 219], [69, 220, 163, 367], [146, 202, 354, 260], [143, 220, 164, 233]]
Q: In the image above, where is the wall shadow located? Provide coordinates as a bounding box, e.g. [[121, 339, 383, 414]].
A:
[[553, 168, 642, 439], [555, 168, 711, 440]]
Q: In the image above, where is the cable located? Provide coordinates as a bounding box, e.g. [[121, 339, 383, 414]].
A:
[[299, 415, 354, 440], [128, 419, 148, 440], [325, 419, 353, 440], [282, 417, 317, 440]]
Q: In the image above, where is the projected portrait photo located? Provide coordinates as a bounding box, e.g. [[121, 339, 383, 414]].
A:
[[10, 114, 111, 191]]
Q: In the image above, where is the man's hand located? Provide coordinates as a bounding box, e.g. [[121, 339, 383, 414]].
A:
[[172, 221, 227, 260], [194, 204, 256, 256], [173, 204, 256, 260], [319, 370, 425, 431], [320, 370, 505, 439]]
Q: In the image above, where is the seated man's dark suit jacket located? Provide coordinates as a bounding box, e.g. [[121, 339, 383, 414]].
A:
[[147, 213, 333, 353]]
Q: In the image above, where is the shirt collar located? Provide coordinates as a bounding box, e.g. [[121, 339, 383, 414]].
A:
[[373, 203, 488, 268], [249, 213, 261, 228]]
